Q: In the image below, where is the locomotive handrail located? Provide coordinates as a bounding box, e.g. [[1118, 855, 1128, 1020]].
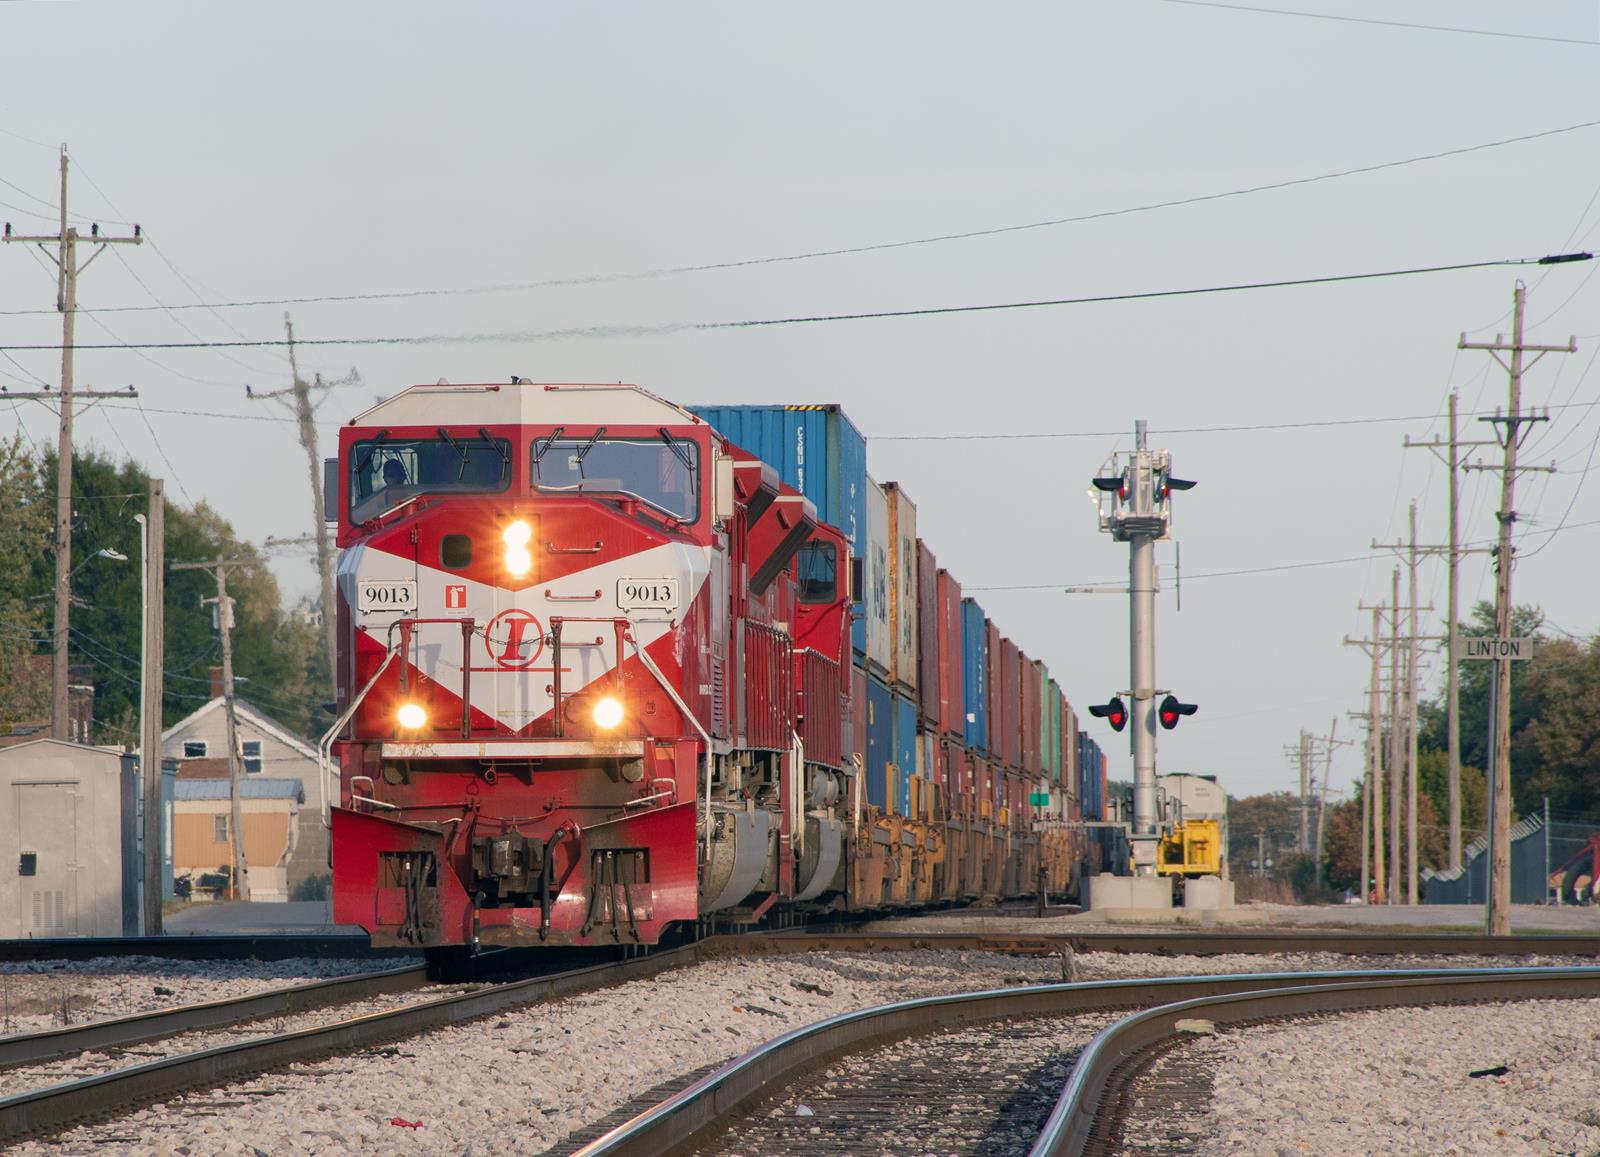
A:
[[317, 645, 398, 831], [545, 540, 603, 554], [624, 628, 714, 855]]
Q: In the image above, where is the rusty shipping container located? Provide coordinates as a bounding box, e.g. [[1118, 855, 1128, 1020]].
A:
[[916, 540, 939, 726], [937, 571, 963, 738], [1020, 654, 1042, 777]]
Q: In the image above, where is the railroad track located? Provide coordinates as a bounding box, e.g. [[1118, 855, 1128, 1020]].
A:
[[6, 929, 1598, 1149], [8, 926, 1599, 965], [564, 965, 1600, 1157]]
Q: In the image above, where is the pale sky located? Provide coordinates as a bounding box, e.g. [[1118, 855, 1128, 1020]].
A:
[[3, 1, 1599, 802]]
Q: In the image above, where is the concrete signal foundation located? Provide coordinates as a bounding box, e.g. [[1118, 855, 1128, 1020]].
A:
[[1087, 874, 1175, 911], [1182, 875, 1236, 910]]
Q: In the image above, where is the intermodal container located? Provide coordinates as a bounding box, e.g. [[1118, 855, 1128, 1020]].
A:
[[864, 479, 891, 676], [686, 404, 869, 653], [883, 482, 918, 694], [851, 664, 867, 771], [937, 570, 963, 737], [999, 637, 1020, 770], [894, 691, 917, 817], [1046, 679, 1061, 785], [960, 600, 988, 752], [865, 673, 893, 811], [984, 619, 1001, 757], [1021, 656, 1042, 776], [916, 541, 938, 726]]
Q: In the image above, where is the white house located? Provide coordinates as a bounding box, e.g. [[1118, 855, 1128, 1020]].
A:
[[161, 699, 332, 900]]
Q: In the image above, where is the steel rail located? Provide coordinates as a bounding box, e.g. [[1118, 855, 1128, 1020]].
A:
[[564, 966, 1600, 1157], [0, 934, 419, 963], [0, 943, 706, 1143], [7, 927, 1598, 964], [1035, 968, 1600, 1156], [0, 962, 427, 1069], [739, 929, 1600, 957]]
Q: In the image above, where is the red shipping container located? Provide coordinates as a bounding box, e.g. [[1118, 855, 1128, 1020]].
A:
[[999, 637, 1020, 770], [1021, 655, 1042, 776], [936, 570, 963, 738], [943, 738, 965, 798], [916, 541, 939, 726]]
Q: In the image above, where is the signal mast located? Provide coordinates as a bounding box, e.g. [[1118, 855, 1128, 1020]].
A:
[[1088, 420, 1197, 877]]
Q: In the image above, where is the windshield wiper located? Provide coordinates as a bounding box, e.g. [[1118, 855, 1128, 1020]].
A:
[[353, 429, 390, 477], [437, 427, 469, 481], [531, 425, 565, 473], [657, 427, 694, 474], [479, 427, 510, 480], [575, 426, 607, 464]]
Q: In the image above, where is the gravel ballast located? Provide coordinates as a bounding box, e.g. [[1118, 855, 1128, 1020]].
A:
[[0, 956, 386, 1038], [1192, 998, 1600, 1156], [12, 949, 1598, 1156]]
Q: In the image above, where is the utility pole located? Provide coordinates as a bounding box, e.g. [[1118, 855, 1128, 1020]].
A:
[[1344, 607, 1387, 902], [1459, 283, 1575, 935], [1294, 731, 1310, 853], [1403, 394, 1497, 870], [2, 145, 142, 740], [1388, 568, 1402, 904], [139, 479, 165, 934], [1407, 504, 1420, 905], [246, 315, 358, 687], [171, 558, 255, 903], [1312, 717, 1347, 883]]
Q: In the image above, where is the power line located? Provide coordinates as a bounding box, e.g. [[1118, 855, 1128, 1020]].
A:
[[1153, 0, 1600, 46], [872, 402, 1600, 442], [6, 118, 1600, 320], [2, 255, 1588, 352]]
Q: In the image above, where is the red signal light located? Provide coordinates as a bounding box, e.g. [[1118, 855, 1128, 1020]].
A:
[[1158, 693, 1198, 730], [1089, 696, 1128, 732]]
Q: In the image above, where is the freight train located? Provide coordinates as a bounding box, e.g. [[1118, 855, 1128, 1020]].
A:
[[323, 383, 1116, 959]]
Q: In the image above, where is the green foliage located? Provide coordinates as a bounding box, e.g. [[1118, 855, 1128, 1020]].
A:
[[291, 873, 331, 901], [17, 446, 329, 743], [1418, 601, 1600, 827], [0, 435, 52, 732]]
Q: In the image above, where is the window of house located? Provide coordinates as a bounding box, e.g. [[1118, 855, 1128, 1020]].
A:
[[214, 815, 228, 843], [183, 740, 208, 759], [241, 740, 263, 774], [18, 853, 37, 877]]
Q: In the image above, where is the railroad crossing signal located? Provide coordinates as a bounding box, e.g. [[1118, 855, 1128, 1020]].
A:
[[1088, 696, 1128, 732], [1157, 694, 1198, 730]]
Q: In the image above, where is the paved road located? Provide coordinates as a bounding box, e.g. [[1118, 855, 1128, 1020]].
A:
[[163, 900, 368, 937]]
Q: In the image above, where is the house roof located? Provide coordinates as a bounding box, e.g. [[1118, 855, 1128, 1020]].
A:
[[175, 777, 305, 803], [162, 698, 319, 762], [0, 737, 126, 761]]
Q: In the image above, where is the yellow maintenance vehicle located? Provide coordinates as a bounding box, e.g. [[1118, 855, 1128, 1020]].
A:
[[1155, 773, 1229, 879]]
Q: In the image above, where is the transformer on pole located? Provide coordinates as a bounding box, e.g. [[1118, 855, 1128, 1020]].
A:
[[1090, 420, 1195, 877]]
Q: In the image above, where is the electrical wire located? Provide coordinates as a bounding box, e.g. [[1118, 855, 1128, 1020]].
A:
[[2, 255, 1586, 351], [1152, 0, 1600, 46], [6, 119, 1600, 319]]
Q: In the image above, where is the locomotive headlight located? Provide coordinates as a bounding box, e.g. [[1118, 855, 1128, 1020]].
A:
[[592, 695, 624, 730], [502, 520, 533, 578], [397, 703, 427, 730]]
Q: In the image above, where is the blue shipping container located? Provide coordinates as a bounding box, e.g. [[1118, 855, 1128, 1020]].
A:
[[894, 692, 917, 817], [865, 673, 894, 811], [961, 599, 988, 753], [687, 404, 870, 657]]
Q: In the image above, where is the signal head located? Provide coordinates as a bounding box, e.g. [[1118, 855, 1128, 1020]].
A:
[[1158, 694, 1198, 730], [1088, 696, 1128, 732]]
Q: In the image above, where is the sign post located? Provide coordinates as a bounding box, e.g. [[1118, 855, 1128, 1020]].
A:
[[1458, 635, 1535, 935]]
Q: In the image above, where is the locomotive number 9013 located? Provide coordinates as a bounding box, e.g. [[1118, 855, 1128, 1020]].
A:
[[617, 578, 679, 612]]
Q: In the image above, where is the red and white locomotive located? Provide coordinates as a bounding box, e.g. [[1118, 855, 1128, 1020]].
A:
[[326, 382, 1084, 957]]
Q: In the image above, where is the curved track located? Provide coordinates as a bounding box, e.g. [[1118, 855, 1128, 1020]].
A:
[[563, 966, 1600, 1157]]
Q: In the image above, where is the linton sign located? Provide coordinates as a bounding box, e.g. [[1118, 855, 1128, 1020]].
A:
[[1459, 635, 1535, 661]]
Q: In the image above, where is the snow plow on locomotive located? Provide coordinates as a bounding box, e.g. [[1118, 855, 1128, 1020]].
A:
[[324, 382, 1105, 955]]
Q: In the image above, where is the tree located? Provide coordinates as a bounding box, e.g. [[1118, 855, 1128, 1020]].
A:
[[20, 446, 329, 743], [0, 435, 52, 732], [1227, 791, 1302, 867]]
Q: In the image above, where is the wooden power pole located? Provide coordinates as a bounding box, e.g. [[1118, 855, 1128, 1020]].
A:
[[3, 145, 142, 739], [1458, 283, 1574, 935]]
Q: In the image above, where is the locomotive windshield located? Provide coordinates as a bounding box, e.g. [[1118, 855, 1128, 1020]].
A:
[[349, 434, 511, 522], [531, 434, 699, 521], [796, 540, 838, 603]]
